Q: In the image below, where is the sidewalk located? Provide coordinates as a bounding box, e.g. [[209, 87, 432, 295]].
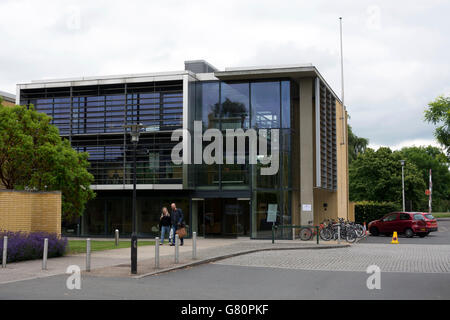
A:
[[0, 238, 348, 284]]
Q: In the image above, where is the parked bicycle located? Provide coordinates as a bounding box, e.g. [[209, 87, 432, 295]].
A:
[[319, 218, 364, 243], [295, 221, 317, 241]]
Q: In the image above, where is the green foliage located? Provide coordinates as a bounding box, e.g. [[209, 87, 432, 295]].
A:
[[354, 201, 401, 224], [348, 125, 369, 164], [0, 102, 95, 219], [399, 146, 450, 212], [349, 147, 427, 211], [424, 95, 450, 156], [67, 240, 156, 254]]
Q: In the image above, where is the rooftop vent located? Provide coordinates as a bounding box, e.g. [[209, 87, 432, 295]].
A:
[[184, 60, 218, 73]]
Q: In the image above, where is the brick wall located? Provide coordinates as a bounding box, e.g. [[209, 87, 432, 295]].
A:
[[0, 190, 61, 235], [1, 100, 15, 107]]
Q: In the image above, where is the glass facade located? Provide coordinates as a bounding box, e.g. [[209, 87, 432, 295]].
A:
[[21, 82, 183, 186], [21, 77, 294, 239], [80, 192, 189, 236], [192, 79, 292, 238]]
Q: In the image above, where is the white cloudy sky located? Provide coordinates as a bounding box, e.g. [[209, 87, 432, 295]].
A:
[[1, 0, 449, 150]]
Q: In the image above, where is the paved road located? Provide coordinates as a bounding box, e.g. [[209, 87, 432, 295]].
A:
[[214, 244, 450, 273], [362, 218, 450, 244], [0, 263, 449, 300], [1, 241, 449, 299], [0, 219, 449, 300]]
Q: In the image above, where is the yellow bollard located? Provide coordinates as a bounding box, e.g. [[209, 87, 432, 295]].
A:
[[391, 231, 399, 244]]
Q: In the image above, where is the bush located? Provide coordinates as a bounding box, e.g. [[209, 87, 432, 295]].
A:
[[0, 231, 67, 264], [354, 201, 401, 224]]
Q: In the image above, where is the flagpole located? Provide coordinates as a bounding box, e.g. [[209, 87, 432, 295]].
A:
[[339, 17, 346, 146], [429, 169, 432, 214], [339, 17, 344, 108]]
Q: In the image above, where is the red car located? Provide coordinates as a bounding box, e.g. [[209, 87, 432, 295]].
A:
[[368, 212, 428, 238], [420, 213, 438, 234]]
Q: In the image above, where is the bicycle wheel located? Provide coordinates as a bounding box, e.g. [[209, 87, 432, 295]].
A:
[[299, 227, 313, 241], [346, 230, 357, 243], [354, 224, 365, 237], [320, 228, 332, 241]]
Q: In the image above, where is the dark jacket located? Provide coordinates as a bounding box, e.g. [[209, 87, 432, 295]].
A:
[[160, 215, 171, 228], [171, 208, 184, 226]]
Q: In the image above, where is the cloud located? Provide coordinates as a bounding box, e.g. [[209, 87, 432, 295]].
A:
[[369, 138, 443, 151], [0, 0, 449, 148]]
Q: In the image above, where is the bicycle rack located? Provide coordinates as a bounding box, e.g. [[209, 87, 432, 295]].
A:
[[272, 225, 320, 244]]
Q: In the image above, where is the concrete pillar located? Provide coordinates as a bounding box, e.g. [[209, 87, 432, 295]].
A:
[[299, 78, 315, 226], [336, 101, 349, 220]]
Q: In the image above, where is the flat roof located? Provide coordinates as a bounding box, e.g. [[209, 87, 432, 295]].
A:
[[185, 59, 219, 72], [224, 63, 313, 72], [0, 90, 15, 103], [17, 61, 342, 104], [17, 70, 193, 90], [215, 64, 341, 104]]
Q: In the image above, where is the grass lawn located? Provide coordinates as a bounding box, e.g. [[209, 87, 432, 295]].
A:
[[433, 212, 450, 218], [67, 239, 170, 254]]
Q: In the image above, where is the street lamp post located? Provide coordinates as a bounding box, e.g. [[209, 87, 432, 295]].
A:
[[400, 160, 406, 212], [124, 123, 147, 274]]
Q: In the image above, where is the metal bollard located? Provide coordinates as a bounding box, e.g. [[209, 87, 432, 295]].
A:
[[155, 237, 160, 269], [175, 234, 179, 264], [192, 232, 197, 260], [2, 236, 7, 268], [316, 226, 319, 245], [115, 229, 119, 246], [337, 225, 341, 244], [42, 238, 48, 270], [86, 238, 91, 272]]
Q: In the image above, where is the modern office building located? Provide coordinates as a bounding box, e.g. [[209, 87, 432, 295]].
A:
[[17, 60, 350, 239]]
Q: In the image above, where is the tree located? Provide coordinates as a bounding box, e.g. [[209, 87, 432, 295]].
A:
[[0, 102, 95, 220], [400, 146, 450, 212], [424, 95, 450, 156], [348, 125, 369, 163], [349, 147, 427, 211]]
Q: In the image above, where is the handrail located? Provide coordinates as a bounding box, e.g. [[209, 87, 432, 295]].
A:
[[272, 224, 320, 244]]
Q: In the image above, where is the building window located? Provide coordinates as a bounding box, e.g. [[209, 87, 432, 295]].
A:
[[221, 82, 250, 130], [251, 81, 280, 129]]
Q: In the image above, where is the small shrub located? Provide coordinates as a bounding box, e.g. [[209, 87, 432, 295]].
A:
[[0, 231, 67, 263], [354, 201, 401, 224]]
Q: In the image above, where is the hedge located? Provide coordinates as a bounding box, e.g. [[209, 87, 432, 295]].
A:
[[0, 231, 67, 264], [354, 201, 401, 225]]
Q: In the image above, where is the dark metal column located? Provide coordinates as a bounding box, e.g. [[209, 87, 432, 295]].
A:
[[131, 140, 138, 274]]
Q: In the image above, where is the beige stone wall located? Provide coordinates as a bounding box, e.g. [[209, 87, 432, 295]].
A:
[[292, 79, 352, 226], [1, 101, 15, 107], [0, 190, 61, 234], [298, 78, 315, 226], [348, 201, 356, 222], [0, 97, 15, 107], [313, 188, 338, 225], [336, 101, 350, 220]]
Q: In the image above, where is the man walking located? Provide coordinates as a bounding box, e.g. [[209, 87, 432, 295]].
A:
[[170, 203, 184, 246]]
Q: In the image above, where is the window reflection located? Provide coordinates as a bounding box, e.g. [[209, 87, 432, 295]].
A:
[[281, 81, 291, 128], [251, 81, 280, 129], [221, 82, 249, 129], [196, 82, 220, 130]]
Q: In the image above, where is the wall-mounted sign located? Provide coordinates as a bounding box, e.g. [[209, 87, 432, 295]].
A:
[[302, 204, 312, 212], [267, 204, 278, 223]]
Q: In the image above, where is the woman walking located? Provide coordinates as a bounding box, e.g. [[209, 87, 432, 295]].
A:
[[159, 207, 171, 245]]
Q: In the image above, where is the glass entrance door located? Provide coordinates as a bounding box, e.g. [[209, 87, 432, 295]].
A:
[[197, 198, 250, 238], [236, 199, 250, 236], [204, 199, 224, 237], [223, 199, 239, 236]]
